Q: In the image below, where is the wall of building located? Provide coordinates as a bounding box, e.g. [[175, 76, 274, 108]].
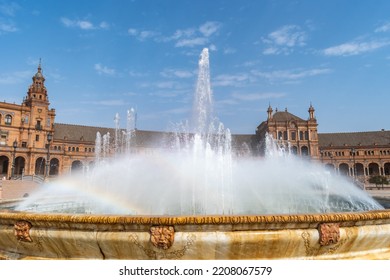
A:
[[0, 65, 389, 187]]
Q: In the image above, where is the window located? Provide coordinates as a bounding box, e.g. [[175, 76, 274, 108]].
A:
[[36, 120, 42, 130], [35, 135, 40, 142], [0, 134, 6, 145], [5, 115, 12, 125], [291, 131, 296, 140], [22, 142, 27, 148]]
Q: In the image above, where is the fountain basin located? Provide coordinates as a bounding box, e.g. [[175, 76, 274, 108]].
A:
[[1, 209, 390, 259]]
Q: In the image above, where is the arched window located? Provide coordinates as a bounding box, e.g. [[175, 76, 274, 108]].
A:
[[35, 157, 46, 175], [291, 146, 298, 154], [339, 163, 349, 176], [301, 146, 309, 156], [49, 158, 60, 176], [5, 114, 12, 125], [384, 163, 390, 175], [368, 163, 380, 176], [71, 160, 83, 173]]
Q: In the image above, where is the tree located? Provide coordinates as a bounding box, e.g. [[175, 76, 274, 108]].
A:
[[368, 175, 389, 189]]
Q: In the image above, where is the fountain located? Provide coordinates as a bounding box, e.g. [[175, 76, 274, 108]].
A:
[[1, 48, 390, 260]]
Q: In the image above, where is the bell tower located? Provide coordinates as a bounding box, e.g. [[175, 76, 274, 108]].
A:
[[21, 60, 55, 147], [24, 59, 49, 106]]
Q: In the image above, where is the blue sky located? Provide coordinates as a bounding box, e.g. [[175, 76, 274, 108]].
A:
[[1, 0, 390, 134]]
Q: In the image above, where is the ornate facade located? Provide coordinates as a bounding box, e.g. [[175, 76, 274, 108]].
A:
[[0, 64, 389, 186], [255, 104, 319, 159], [0, 64, 100, 179]]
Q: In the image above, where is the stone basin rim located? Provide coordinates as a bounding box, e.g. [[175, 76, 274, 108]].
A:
[[1, 209, 390, 226]]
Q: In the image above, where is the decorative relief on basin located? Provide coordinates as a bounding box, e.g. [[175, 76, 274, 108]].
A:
[[318, 223, 340, 246], [150, 225, 175, 250], [130, 232, 195, 259], [14, 220, 33, 242], [301, 224, 351, 257]]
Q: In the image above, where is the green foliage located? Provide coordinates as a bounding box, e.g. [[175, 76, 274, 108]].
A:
[[368, 175, 389, 187]]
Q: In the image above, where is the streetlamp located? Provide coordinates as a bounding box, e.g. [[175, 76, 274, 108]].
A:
[[351, 148, 356, 180], [329, 152, 334, 171], [45, 132, 53, 178], [11, 140, 17, 179]]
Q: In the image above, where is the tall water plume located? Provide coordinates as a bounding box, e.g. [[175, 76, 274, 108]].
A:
[[125, 108, 136, 153], [14, 48, 383, 216], [193, 48, 213, 135]]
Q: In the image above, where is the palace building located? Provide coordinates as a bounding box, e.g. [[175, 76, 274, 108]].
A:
[[0, 64, 389, 186]]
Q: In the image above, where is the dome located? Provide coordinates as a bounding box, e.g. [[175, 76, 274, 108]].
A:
[[33, 63, 45, 81]]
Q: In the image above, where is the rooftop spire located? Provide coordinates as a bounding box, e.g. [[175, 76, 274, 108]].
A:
[[267, 104, 273, 120], [308, 103, 315, 119]]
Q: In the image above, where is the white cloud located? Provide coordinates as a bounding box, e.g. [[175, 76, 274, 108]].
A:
[[213, 74, 250, 87], [375, 23, 390, 33], [79, 20, 94, 30], [175, 37, 208, 47], [127, 28, 160, 41], [199, 21, 222, 37], [128, 28, 138, 36], [170, 28, 196, 40], [99, 21, 110, 29], [128, 70, 148, 77], [160, 69, 193, 78], [139, 30, 159, 40], [217, 92, 285, 107], [61, 17, 109, 31], [61, 17, 94, 30], [223, 47, 236, 54], [262, 25, 307, 55], [262, 47, 278, 55], [209, 44, 217, 51], [252, 68, 331, 81], [0, 71, 34, 84], [323, 40, 390, 56], [155, 81, 179, 89], [94, 63, 116, 76], [128, 21, 221, 48], [0, 22, 17, 33], [0, 2, 20, 16]]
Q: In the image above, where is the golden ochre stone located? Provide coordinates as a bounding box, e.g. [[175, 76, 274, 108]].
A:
[[1, 210, 390, 259]]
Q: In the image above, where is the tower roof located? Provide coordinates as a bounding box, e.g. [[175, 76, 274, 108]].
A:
[[33, 59, 45, 81], [272, 110, 305, 122]]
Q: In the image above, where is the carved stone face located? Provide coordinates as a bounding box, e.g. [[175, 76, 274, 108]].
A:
[[14, 221, 33, 242], [150, 226, 175, 250], [318, 223, 340, 246]]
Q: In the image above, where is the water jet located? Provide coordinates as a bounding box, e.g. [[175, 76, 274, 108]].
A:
[[1, 48, 390, 260]]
